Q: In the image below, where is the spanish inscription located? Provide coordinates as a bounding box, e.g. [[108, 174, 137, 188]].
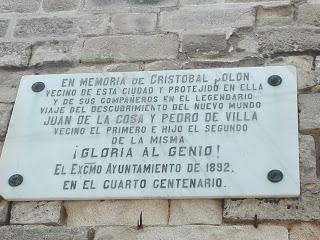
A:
[[0, 66, 299, 200]]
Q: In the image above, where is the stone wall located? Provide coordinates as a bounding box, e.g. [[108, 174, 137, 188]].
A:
[[0, 0, 320, 239]]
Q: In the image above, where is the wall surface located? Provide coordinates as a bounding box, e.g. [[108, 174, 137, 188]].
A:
[[0, 0, 320, 239]]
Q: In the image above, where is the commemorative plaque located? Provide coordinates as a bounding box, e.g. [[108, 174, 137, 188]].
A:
[[0, 66, 299, 200]]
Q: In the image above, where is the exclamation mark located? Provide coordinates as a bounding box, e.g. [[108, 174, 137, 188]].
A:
[[73, 145, 78, 159]]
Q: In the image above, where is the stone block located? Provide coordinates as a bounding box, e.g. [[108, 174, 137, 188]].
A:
[[224, 135, 320, 222], [103, 63, 141, 72], [0, 86, 18, 103], [314, 56, 320, 86], [267, 55, 315, 90], [29, 40, 82, 67], [0, 103, 12, 139], [0, 0, 41, 13], [256, 5, 293, 26], [0, 20, 9, 37], [84, 0, 178, 12], [144, 60, 182, 70], [81, 34, 178, 62], [43, 0, 80, 12], [64, 200, 168, 226], [65, 63, 140, 74], [234, 34, 259, 54], [112, 13, 157, 33], [225, 0, 289, 3], [183, 56, 265, 69], [0, 42, 31, 67], [65, 65, 102, 73], [180, 0, 220, 5], [290, 223, 320, 240], [0, 225, 90, 240], [256, 27, 320, 55], [78, 14, 110, 36], [15, 17, 78, 38], [169, 200, 222, 225], [0, 69, 31, 87], [160, 5, 255, 32], [10, 201, 64, 225], [0, 198, 9, 225], [94, 225, 288, 240], [181, 32, 228, 58], [297, 4, 320, 27], [299, 94, 320, 133]]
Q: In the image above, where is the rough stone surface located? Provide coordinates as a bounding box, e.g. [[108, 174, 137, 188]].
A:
[[290, 223, 320, 240], [315, 56, 320, 86], [0, 103, 12, 139], [78, 14, 110, 36], [297, 4, 320, 26], [299, 94, 320, 133], [225, 0, 289, 3], [234, 33, 259, 54], [183, 56, 265, 69], [0, 198, 9, 225], [267, 55, 315, 90], [43, 0, 80, 12], [169, 200, 222, 225], [29, 40, 82, 66], [0, 69, 32, 87], [180, 0, 220, 5], [112, 13, 157, 33], [256, 6, 293, 26], [85, 0, 178, 12], [0, 42, 31, 67], [224, 135, 320, 222], [65, 65, 102, 73], [0, 86, 18, 103], [10, 201, 64, 225], [160, 6, 255, 32], [81, 34, 179, 62], [102, 63, 141, 72], [94, 225, 288, 240], [257, 28, 320, 55], [65, 63, 141, 74], [181, 32, 228, 58], [0, 0, 41, 13], [0, 225, 90, 240], [144, 60, 182, 70], [0, 19, 9, 37], [15, 18, 78, 38], [64, 200, 168, 226]]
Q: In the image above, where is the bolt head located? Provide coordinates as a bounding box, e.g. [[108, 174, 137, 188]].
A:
[[32, 82, 45, 92], [267, 170, 283, 183], [8, 174, 23, 187], [268, 75, 282, 86]]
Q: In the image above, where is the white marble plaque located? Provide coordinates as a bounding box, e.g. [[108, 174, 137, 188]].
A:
[[0, 66, 299, 200]]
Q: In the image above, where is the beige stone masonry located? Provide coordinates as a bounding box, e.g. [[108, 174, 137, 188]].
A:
[[10, 201, 64, 225], [299, 94, 320, 133], [224, 135, 320, 222], [169, 199, 222, 225], [94, 225, 288, 240], [65, 200, 168, 226]]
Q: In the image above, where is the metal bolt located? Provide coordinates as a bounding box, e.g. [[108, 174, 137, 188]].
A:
[[32, 82, 45, 92], [8, 174, 23, 187], [268, 75, 282, 86], [267, 170, 283, 183]]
